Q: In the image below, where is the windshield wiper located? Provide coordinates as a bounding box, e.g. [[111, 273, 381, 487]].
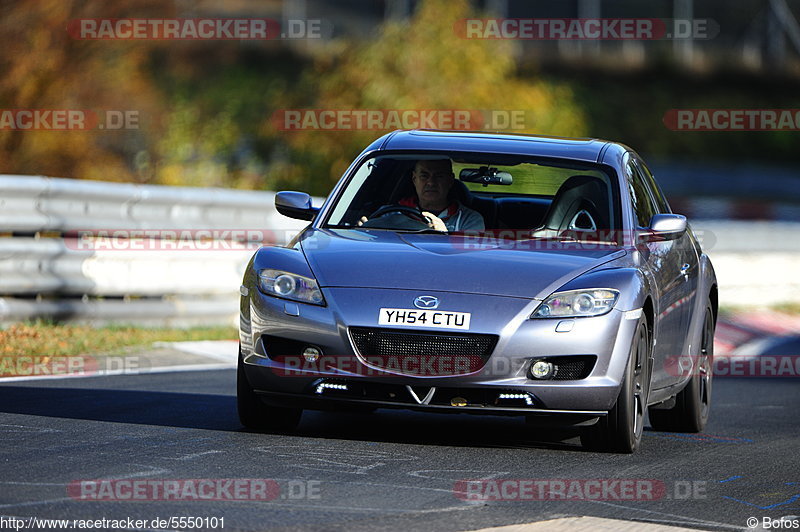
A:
[[394, 228, 449, 234], [324, 224, 399, 231]]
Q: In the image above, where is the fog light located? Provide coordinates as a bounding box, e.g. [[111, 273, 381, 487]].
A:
[[530, 360, 555, 379], [303, 346, 322, 363]]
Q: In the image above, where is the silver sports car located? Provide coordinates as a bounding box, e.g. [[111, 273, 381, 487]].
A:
[[238, 130, 717, 453]]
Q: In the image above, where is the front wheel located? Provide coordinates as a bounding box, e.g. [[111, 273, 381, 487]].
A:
[[649, 303, 714, 433], [237, 346, 302, 431], [581, 317, 650, 453]]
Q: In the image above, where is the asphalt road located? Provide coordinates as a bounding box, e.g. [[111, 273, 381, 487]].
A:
[[0, 368, 798, 532]]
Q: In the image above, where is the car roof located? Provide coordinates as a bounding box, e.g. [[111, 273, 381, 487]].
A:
[[368, 129, 619, 163]]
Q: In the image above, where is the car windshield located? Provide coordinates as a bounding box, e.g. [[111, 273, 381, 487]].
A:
[[324, 152, 621, 242]]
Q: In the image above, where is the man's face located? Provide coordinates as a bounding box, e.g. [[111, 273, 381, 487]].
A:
[[411, 160, 454, 211]]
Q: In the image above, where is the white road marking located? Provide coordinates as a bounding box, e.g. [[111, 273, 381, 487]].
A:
[[153, 341, 238, 363], [586, 499, 742, 531], [0, 423, 60, 433], [0, 340, 238, 383], [0, 466, 171, 510], [0, 362, 234, 383], [408, 469, 510, 481], [0, 498, 74, 510], [466, 516, 721, 531], [173, 450, 223, 461], [0, 482, 65, 486], [255, 444, 418, 475]]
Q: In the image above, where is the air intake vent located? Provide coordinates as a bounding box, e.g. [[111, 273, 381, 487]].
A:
[[349, 327, 498, 376]]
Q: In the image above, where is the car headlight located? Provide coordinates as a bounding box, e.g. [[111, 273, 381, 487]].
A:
[[531, 289, 619, 318], [257, 269, 325, 305]]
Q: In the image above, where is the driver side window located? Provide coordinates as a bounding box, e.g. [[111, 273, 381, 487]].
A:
[[626, 160, 657, 228], [634, 159, 671, 214]]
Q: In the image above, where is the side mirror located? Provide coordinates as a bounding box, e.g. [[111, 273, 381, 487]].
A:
[[275, 191, 319, 221], [640, 213, 687, 242]]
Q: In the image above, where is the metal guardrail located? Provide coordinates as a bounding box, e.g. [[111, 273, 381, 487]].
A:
[[688, 221, 800, 307], [0, 175, 312, 326], [0, 296, 239, 328], [0, 238, 254, 296], [0, 174, 295, 233], [691, 221, 800, 253]]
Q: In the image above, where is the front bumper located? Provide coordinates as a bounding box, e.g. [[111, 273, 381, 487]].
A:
[[255, 387, 604, 427], [240, 287, 640, 415]]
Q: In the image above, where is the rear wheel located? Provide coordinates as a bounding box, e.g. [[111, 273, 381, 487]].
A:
[[649, 304, 714, 433], [581, 317, 650, 453], [237, 346, 302, 431]]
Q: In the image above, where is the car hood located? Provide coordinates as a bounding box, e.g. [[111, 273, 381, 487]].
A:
[[300, 228, 626, 299]]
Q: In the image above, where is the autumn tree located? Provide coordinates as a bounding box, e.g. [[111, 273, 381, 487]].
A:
[[265, 0, 587, 196]]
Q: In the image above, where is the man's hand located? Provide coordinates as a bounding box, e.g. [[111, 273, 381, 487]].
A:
[[357, 211, 446, 231], [421, 211, 448, 232]]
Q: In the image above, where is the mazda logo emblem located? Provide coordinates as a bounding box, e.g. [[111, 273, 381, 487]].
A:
[[414, 296, 439, 309]]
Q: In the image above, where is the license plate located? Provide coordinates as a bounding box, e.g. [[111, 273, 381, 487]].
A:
[[378, 308, 471, 330]]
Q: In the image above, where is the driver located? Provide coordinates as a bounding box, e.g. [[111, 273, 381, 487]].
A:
[[363, 159, 484, 232]]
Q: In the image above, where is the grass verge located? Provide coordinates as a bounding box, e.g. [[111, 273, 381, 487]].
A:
[[1, 321, 237, 358], [720, 303, 800, 317]]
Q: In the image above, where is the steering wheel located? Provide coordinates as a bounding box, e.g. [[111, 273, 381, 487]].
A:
[[366, 204, 429, 224]]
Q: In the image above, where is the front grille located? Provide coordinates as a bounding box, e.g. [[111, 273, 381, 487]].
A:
[[349, 327, 498, 376]]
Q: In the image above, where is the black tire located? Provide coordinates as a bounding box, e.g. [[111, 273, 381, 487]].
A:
[[237, 347, 302, 431], [581, 317, 650, 453], [649, 303, 714, 433]]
